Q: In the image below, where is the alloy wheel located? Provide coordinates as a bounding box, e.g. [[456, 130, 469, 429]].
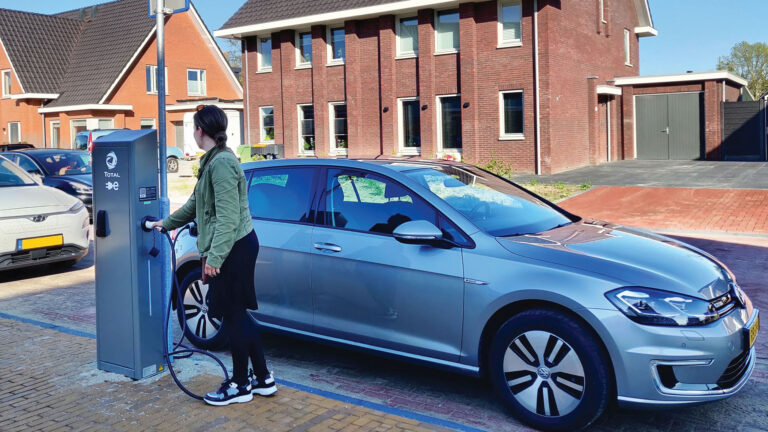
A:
[[503, 330, 586, 417], [183, 279, 221, 340], [167, 158, 179, 172]]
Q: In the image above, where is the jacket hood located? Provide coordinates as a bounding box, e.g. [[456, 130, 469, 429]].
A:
[[497, 220, 731, 300]]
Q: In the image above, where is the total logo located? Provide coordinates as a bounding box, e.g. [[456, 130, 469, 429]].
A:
[[106, 181, 120, 191], [106, 151, 118, 170]]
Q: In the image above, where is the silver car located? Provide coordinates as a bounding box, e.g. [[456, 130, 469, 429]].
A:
[[173, 159, 759, 431]]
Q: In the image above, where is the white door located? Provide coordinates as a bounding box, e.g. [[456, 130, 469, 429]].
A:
[[224, 110, 242, 151]]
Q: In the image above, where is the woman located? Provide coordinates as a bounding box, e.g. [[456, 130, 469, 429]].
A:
[[152, 105, 276, 406]]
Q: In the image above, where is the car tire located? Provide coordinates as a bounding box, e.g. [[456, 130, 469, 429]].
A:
[[488, 308, 612, 431], [167, 157, 179, 173], [175, 267, 228, 350]]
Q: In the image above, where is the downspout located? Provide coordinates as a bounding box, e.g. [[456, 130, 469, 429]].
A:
[[533, 0, 541, 175], [243, 38, 250, 146], [41, 112, 46, 148]]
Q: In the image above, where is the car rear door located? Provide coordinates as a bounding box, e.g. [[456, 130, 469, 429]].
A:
[[310, 167, 465, 362], [247, 166, 319, 332]]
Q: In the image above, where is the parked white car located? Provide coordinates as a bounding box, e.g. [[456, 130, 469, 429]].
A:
[[0, 155, 89, 271]]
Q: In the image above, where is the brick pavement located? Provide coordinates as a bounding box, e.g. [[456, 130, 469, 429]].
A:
[[0, 318, 454, 432], [559, 186, 768, 234]]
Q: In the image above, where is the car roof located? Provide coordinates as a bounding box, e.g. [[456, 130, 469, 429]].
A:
[[10, 149, 89, 157], [241, 158, 475, 174]]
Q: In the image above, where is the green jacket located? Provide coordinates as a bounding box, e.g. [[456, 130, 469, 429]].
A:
[[163, 147, 252, 269]]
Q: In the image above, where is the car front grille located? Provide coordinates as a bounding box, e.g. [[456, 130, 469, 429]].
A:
[[0, 246, 83, 267], [716, 349, 751, 389]]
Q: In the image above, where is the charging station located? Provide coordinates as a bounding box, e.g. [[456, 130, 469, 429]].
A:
[[93, 129, 167, 379]]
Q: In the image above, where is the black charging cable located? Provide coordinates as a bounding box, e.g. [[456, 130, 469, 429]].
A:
[[141, 216, 229, 400]]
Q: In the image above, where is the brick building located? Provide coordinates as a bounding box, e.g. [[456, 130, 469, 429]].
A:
[[216, 0, 659, 174], [0, 0, 242, 155]]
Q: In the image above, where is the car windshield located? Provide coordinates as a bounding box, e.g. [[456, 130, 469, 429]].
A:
[[0, 158, 36, 187], [404, 165, 572, 236], [74, 135, 88, 150], [37, 152, 92, 176]]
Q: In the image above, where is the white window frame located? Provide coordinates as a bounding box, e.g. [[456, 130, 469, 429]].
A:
[[140, 118, 156, 129], [326, 26, 345, 66], [146, 65, 169, 94], [328, 102, 348, 156], [497, 0, 523, 48], [295, 30, 313, 69], [256, 36, 273, 72], [97, 118, 114, 130], [50, 120, 60, 148], [186, 68, 207, 96], [259, 106, 275, 144], [395, 15, 419, 59], [397, 97, 421, 156], [1, 70, 10, 98], [624, 29, 632, 66], [434, 9, 460, 55], [499, 90, 525, 140], [70, 119, 87, 148], [436, 94, 462, 156], [7, 121, 20, 143], [297, 104, 315, 156]]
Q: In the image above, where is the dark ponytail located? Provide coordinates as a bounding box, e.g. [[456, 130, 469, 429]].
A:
[[193, 105, 229, 149]]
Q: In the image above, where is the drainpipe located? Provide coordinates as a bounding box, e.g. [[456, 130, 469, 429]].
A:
[[533, 0, 541, 175], [41, 112, 46, 148]]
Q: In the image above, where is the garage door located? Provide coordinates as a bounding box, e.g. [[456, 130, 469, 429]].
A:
[[636, 93, 704, 160]]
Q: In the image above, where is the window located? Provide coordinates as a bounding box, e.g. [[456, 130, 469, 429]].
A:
[[15, 154, 42, 176], [398, 98, 421, 154], [187, 69, 206, 96], [259, 106, 275, 143], [50, 121, 60, 148], [298, 104, 315, 153], [437, 95, 462, 151], [435, 9, 460, 53], [140, 118, 156, 129], [247, 167, 316, 222], [71, 119, 87, 148], [8, 122, 20, 143], [2, 70, 10, 97], [145, 65, 168, 94], [322, 169, 437, 235], [624, 29, 632, 65], [98, 118, 114, 129], [296, 32, 313, 67], [397, 17, 419, 57], [328, 27, 345, 64], [498, 0, 522, 47], [257, 36, 272, 71], [329, 103, 348, 153], [500, 91, 524, 139]]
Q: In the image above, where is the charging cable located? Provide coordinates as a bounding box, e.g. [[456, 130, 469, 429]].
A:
[[141, 216, 229, 400]]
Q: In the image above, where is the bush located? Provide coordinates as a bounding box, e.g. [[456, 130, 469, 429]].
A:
[[482, 158, 514, 179]]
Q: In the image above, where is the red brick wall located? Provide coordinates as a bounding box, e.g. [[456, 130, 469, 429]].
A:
[[0, 48, 44, 146]]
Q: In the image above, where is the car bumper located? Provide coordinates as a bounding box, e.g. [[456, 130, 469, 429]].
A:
[[0, 244, 88, 270], [592, 306, 758, 407]]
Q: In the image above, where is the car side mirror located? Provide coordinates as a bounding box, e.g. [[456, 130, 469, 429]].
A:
[[393, 220, 443, 245]]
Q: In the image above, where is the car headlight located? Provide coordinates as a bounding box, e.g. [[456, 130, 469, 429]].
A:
[[68, 201, 85, 214], [606, 287, 720, 326], [70, 182, 92, 194]]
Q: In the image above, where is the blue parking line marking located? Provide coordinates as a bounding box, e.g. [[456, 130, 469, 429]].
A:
[[0, 312, 488, 432]]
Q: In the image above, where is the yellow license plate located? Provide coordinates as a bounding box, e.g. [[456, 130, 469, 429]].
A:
[[18, 235, 63, 250], [748, 314, 759, 349]]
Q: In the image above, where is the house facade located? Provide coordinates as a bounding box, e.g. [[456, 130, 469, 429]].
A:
[[216, 0, 657, 174], [0, 0, 243, 155]]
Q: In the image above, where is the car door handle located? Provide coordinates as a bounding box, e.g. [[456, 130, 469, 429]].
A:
[[313, 242, 342, 252]]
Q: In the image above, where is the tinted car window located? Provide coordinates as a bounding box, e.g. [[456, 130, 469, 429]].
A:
[[36, 152, 92, 176], [322, 169, 436, 234], [248, 167, 315, 222], [0, 158, 35, 186], [14, 155, 43, 175]]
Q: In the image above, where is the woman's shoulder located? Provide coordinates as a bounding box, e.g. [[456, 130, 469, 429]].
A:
[[207, 149, 243, 175]]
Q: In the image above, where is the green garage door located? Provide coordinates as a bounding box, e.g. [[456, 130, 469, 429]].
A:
[[636, 93, 704, 160]]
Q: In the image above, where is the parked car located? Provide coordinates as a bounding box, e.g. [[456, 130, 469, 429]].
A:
[[0, 143, 35, 152], [5, 149, 93, 218], [172, 159, 758, 431], [0, 155, 89, 270], [75, 129, 183, 173]]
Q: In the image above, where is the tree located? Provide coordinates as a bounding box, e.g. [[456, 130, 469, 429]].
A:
[[219, 38, 243, 85], [717, 41, 768, 99]]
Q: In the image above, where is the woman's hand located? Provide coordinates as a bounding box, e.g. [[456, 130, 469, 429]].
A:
[[204, 263, 220, 278]]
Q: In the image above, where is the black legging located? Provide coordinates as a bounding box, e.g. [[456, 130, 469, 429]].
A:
[[209, 230, 269, 386]]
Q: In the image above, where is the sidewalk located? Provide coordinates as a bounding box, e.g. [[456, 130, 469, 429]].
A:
[[0, 318, 453, 432]]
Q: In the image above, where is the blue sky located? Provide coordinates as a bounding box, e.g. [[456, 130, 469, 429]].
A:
[[1, 0, 765, 76]]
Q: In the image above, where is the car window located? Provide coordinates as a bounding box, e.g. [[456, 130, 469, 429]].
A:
[[15, 155, 43, 175], [37, 152, 92, 176], [0, 158, 36, 186], [248, 167, 315, 222], [322, 168, 437, 235]]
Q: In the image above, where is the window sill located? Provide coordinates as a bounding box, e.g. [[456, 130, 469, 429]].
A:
[[331, 148, 348, 156], [395, 53, 418, 60], [256, 68, 272, 74], [295, 64, 312, 70], [434, 50, 459, 56], [188, 93, 206, 97], [326, 61, 345, 67], [398, 148, 421, 156], [298, 151, 316, 157], [497, 41, 523, 49], [257, 141, 275, 145], [499, 135, 525, 141]]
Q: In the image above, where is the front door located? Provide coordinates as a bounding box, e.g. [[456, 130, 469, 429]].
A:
[[310, 168, 464, 362]]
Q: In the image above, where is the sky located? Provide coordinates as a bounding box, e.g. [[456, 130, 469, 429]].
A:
[[0, 0, 765, 77]]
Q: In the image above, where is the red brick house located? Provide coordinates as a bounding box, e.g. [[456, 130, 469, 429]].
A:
[[216, 0, 661, 174], [0, 0, 243, 154]]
